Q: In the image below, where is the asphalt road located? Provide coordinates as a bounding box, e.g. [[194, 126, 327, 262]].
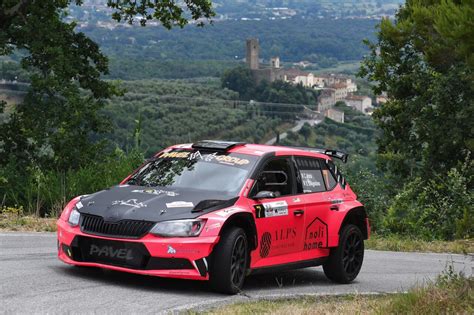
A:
[[1, 232, 472, 314]]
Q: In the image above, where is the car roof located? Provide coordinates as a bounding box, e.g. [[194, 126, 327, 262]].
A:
[[167, 142, 332, 160]]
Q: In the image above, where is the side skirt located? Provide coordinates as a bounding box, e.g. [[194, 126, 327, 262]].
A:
[[249, 257, 327, 275]]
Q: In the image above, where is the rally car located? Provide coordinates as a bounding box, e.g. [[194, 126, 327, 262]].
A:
[[57, 140, 369, 294]]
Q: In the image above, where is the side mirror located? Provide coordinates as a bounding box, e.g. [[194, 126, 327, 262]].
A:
[[253, 190, 276, 200]]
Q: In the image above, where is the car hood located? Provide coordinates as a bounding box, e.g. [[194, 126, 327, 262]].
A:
[[76, 185, 238, 223]]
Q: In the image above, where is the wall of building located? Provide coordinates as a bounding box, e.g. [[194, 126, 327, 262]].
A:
[[325, 108, 344, 123]]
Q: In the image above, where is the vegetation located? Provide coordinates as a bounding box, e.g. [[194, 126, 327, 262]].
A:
[[1, 17, 378, 80], [0, 207, 56, 232], [105, 78, 285, 155], [359, 0, 473, 240], [86, 18, 377, 74], [0, 1, 217, 215], [220, 67, 319, 119], [203, 269, 473, 314], [366, 234, 473, 255]]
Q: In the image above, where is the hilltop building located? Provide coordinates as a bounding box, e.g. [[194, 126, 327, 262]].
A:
[[246, 38, 314, 86], [246, 38, 260, 70], [326, 83, 349, 101], [246, 38, 285, 84], [284, 68, 315, 87], [245, 38, 371, 115], [317, 89, 336, 112], [344, 95, 372, 113]]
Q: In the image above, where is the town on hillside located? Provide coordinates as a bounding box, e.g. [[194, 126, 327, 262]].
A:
[[245, 38, 384, 123]]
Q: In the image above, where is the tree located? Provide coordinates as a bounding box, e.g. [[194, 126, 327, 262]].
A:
[[360, 0, 473, 181], [0, 0, 215, 171], [299, 123, 311, 142], [221, 67, 255, 99]]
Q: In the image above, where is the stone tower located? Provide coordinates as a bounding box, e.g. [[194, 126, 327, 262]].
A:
[[246, 38, 259, 70]]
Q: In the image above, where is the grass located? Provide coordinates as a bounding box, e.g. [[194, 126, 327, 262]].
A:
[[383, 267, 473, 314], [199, 295, 390, 315], [203, 269, 473, 315], [366, 234, 474, 255], [0, 211, 56, 232]]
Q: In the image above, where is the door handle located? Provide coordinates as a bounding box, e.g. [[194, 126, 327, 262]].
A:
[[330, 205, 339, 211], [294, 209, 304, 216]]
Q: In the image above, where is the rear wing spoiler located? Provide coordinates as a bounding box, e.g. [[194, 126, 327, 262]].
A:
[[288, 147, 349, 163]]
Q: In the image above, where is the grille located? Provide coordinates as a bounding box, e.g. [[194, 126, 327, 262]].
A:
[[80, 214, 155, 239]]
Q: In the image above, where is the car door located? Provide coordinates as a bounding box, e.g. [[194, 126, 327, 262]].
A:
[[248, 156, 306, 265], [294, 156, 334, 257]]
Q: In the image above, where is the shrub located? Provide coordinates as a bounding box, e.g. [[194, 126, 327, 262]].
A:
[[383, 159, 473, 240], [0, 149, 144, 217]]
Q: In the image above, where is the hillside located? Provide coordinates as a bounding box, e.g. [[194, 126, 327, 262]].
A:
[[83, 18, 377, 80], [105, 78, 288, 154]]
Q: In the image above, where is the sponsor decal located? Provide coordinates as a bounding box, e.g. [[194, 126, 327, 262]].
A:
[[260, 232, 271, 258], [87, 201, 95, 207], [331, 199, 343, 204], [166, 201, 194, 208], [259, 227, 297, 258], [159, 150, 250, 166], [188, 151, 204, 161], [214, 155, 249, 166], [304, 217, 328, 250], [76, 201, 83, 209], [160, 209, 167, 215], [254, 201, 288, 218], [293, 197, 301, 203], [89, 245, 134, 260], [112, 199, 147, 208], [160, 151, 190, 159], [132, 189, 179, 197], [167, 245, 177, 254]]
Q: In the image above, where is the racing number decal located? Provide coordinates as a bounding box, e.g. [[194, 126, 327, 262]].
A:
[[254, 204, 265, 218], [254, 201, 288, 219]]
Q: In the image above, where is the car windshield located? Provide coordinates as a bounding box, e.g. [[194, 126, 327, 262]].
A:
[[127, 150, 257, 195]]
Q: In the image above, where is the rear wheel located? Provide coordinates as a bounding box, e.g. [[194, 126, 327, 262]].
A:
[[209, 227, 248, 294], [323, 224, 364, 283]]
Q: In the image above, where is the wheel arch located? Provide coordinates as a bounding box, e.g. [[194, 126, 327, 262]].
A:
[[219, 212, 258, 251], [339, 206, 368, 240]]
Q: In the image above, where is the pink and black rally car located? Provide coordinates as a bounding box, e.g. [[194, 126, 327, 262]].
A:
[[57, 140, 370, 294]]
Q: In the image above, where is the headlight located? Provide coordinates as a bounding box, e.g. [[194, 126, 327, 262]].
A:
[[150, 219, 206, 237], [68, 208, 81, 226]]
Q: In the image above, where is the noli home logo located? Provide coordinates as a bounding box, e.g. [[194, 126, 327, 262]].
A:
[[304, 217, 328, 250]]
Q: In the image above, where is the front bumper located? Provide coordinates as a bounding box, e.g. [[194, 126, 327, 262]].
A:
[[57, 219, 219, 280]]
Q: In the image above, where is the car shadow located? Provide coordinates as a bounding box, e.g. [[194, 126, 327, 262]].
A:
[[52, 264, 335, 294], [245, 267, 334, 291], [53, 265, 215, 295]]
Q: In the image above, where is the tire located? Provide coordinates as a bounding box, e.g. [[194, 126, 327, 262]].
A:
[[209, 227, 249, 294], [323, 224, 364, 284]]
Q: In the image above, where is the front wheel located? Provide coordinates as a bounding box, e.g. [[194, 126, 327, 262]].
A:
[[209, 227, 249, 294], [323, 224, 364, 283]]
